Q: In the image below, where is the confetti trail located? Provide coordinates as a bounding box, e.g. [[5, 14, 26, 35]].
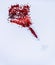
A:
[[8, 4, 38, 39]]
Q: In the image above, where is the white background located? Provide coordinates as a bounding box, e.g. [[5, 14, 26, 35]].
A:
[[0, 0, 55, 65]]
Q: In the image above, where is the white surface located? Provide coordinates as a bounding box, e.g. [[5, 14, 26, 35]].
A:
[[0, 0, 55, 65]]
